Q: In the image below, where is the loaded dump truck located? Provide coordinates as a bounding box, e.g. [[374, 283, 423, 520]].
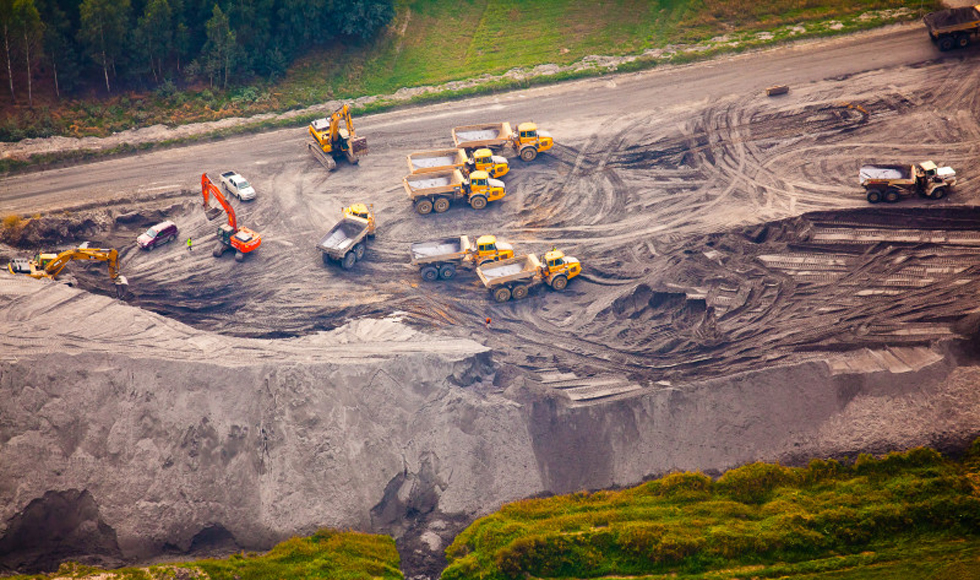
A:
[[407, 148, 509, 178], [452, 122, 553, 162], [317, 204, 376, 269], [860, 161, 956, 203], [403, 168, 505, 214], [923, 5, 980, 51], [476, 249, 581, 303], [410, 234, 514, 281]]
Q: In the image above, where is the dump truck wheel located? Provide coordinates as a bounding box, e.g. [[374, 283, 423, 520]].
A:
[[470, 195, 488, 210], [956, 34, 971, 49], [884, 188, 900, 203], [354, 243, 366, 261], [415, 199, 433, 215], [512, 284, 529, 300], [931, 187, 947, 200], [551, 275, 568, 291], [434, 197, 451, 213], [866, 190, 881, 203], [235, 251, 245, 262], [938, 36, 954, 51], [322, 253, 331, 265], [493, 287, 512, 303], [520, 147, 537, 162], [421, 266, 438, 282], [439, 264, 456, 280], [342, 252, 357, 270]]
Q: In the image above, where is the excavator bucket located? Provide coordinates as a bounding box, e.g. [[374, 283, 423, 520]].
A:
[[352, 136, 368, 154], [205, 205, 224, 221], [114, 275, 129, 299]]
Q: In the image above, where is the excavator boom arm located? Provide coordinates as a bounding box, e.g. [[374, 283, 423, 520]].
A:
[[201, 173, 237, 231], [42, 248, 121, 280]]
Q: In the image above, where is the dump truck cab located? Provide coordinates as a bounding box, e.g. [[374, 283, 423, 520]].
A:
[[470, 148, 509, 178], [343, 203, 376, 236], [474, 234, 514, 264], [542, 249, 581, 289], [515, 122, 554, 162], [466, 170, 506, 205]]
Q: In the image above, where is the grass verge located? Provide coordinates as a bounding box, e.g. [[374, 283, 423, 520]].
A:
[[0, 0, 944, 175], [6, 529, 403, 580], [442, 442, 980, 580]]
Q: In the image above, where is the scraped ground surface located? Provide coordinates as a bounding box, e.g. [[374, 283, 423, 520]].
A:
[[3, 30, 980, 579]]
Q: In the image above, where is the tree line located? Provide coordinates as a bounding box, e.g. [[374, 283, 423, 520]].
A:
[[0, 0, 394, 105]]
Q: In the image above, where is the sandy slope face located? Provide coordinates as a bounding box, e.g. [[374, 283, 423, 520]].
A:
[[0, 278, 543, 570]]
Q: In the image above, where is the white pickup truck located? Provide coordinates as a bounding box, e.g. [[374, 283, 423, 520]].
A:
[[219, 171, 256, 201]]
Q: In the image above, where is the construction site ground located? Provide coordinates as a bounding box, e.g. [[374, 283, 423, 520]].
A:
[[2, 21, 980, 579]]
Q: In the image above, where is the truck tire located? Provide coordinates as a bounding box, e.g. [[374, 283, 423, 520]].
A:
[[342, 251, 357, 269], [956, 34, 971, 49], [235, 251, 245, 262], [931, 187, 947, 200], [322, 253, 331, 265], [520, 147, 537, 162], [415, 199, 433, 215], [884, 188, 900, 203], [493, 287, 512, 303], [866, 190, 881, 203], [512, 284, 529, 300], [551, 275, 568, 291], [421, 266, 439, 282], [470, 195, 488, 210], [439, 264, 456, 280], [354, 243, 366, 261], [938, 36, 954, 51], [433, 197, 451, 213]]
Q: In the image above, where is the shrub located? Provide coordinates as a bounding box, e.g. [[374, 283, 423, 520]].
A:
[[716, 462, 800, 504]]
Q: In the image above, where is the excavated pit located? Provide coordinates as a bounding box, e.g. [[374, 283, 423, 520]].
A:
[[2, 48, 980, 578]]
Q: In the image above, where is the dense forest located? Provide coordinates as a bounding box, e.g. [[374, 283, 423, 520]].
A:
[[0, 0, 394, 105]]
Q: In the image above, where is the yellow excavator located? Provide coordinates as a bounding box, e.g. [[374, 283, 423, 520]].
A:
[[7, 244, 128, 293], [308, 103, 369, 171]]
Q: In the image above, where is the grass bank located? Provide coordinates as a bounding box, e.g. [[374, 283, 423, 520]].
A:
[[443, 442, 980, 580], [7, 529, 402, 580], [0, 0, 941, 148]]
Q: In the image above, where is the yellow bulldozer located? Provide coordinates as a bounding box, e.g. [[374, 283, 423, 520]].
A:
[[7, 244, 129, 294], [308, 103, 369, 171]]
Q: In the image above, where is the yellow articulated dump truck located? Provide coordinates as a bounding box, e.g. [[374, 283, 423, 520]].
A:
[[406, 148, 509, 179], [403, 168, 505, 214], [452, 121, 553, 162], [410, 234, 514, 281], [476, 249, 581, 303]]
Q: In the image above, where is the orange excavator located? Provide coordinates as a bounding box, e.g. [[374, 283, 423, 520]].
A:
[[201, 173, 262, 262]]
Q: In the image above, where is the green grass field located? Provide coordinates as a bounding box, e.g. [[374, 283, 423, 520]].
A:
[[441, 444, 980, 580], [0, 0, 942, 146]]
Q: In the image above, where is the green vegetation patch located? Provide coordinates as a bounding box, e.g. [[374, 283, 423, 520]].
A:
[[443, 443, 980, 580], [9, 529, 402, 580]]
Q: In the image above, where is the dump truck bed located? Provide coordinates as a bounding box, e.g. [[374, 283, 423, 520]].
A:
[[476, 254, 542, 288], [411, 236, 471, 265], [452, 122, 513, 149], [316, 218, 369, 259], [924, 5, 980, 34], [407, 149, 468, 174], [403, 169, 465, 199], [860, 164, 912, 183]]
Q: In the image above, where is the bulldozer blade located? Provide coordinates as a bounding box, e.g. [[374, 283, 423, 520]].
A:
[[205, 206, 224, 221]]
